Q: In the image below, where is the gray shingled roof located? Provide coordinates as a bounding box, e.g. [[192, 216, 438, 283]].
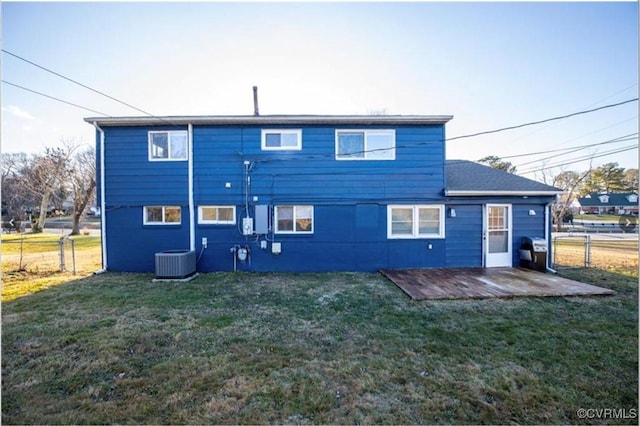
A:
[[578, 193, 638, 207], [445, 160, 561, 196]]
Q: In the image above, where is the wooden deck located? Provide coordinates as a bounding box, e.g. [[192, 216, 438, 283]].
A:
[[380, 267, 615, 300]]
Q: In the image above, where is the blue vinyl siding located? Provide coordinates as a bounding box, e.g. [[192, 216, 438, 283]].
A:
[[194, 204, 445, 273], [105, 206, 190, 272], [193, 125, 445, 205], [443, 201, 553, 269], [98, 120, 556, 273], [445, 204, 483, 267], [511, 204, 548, 266], [104, 127, 189, 206]]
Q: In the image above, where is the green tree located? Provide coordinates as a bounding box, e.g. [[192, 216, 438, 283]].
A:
[[582, 162, 626, 194], [478, 155, 517, 174], [623, 168, 638, 192]]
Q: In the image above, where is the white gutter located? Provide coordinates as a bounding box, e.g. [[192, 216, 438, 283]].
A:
[[92, 121, 108, 272], [446, 190, 563, 196], [188, 123, 195, 252], [84, 114, 454, 127], [545, 199, 557, 274]]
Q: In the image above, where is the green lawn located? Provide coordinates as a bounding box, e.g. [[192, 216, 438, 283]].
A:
[[2, 269, 637, 424], [2, 233, 102, 301], [574, 214, 632, 222]]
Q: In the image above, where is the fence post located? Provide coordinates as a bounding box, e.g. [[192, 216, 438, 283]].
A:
[[71, 239, 76, 275], [58, 236, 65, 272], [585, 235, 591, 268]]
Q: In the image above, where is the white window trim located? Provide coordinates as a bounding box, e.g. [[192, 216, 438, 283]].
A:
[[335, 129, 396, 161], [387, 205, 445, 239], [274, 205, 314, 234], [148, 130, 189, 161], [143, 206, 182, 225], [198, 205, 237, 225], [261, 129, 303, 151]]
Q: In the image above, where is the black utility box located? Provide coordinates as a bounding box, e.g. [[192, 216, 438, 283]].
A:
[[519, 237, 548, 271]]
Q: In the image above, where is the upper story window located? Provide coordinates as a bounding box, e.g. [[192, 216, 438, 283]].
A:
[[149, 131, 188, 161], [261, 129, 302, 151], [598, 195, 610, 204], [144, 206, 181, 225], [336, 129, 395, 160]]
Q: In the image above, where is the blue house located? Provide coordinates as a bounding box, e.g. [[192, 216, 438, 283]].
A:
[[84, 114, 561, 273]]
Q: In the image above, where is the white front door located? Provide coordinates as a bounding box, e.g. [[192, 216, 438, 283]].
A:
[[485, 204, 512, 267]]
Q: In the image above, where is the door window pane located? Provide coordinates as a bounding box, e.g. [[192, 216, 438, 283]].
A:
[[489, 230, 508, 253]]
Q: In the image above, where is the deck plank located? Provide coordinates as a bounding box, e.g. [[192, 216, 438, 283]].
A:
[[380, 268, 615, 300]]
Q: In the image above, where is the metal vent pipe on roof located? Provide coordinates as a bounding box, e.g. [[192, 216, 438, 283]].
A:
[[253, 86, 259, 116]]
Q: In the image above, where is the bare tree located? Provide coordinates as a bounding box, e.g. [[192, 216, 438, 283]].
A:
[[20, 146, 76, 233], [538, 166, 591, 232], [1, 153, 31, 220], [69, 148, 96, 235]]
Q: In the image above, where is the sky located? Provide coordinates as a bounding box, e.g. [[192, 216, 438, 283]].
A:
[[1, 0, 638, 180]]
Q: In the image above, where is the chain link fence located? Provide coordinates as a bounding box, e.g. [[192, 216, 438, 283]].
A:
[[552, 235, 638, 271], [2, 235, 101, 276]]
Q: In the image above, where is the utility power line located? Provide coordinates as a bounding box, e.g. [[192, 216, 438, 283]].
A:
[[511, 134, 638, 168], [447, 97, 638, 142], [518, 145, 638, 175], [3, 47, 637, 172], [501, 83, 638, 145], [2, 49, 160, 119], [502, 133, 638, 160], [2, 80, 110, 116]]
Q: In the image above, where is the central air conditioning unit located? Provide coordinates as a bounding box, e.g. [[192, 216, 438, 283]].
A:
[[155, 250, 196, 279]]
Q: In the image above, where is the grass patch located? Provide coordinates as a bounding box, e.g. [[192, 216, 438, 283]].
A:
[[2, 232, 102, 302], [2, 269, 637, 424], [574, 214, 630, 222], [553, 237, 638, 274]]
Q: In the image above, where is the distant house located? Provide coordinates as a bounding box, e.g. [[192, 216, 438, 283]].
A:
[[577, 193, 639, 215], [85, 114, 561, 273]]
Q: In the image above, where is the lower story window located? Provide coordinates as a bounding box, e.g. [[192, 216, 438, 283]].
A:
[[275, 205, 314, 234], [388, 205, 444, 238], [144, 206, 181, 225], [198, 206, 236, 224]]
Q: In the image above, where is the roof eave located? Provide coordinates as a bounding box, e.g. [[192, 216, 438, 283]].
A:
[[84, 114, 454, 127], [446, 190, 563, 197]]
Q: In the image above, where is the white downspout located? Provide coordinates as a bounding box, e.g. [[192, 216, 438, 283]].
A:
[[545, 199, 557, 274], [92, 121, 107, 273], [188, 123, 195, 252]]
